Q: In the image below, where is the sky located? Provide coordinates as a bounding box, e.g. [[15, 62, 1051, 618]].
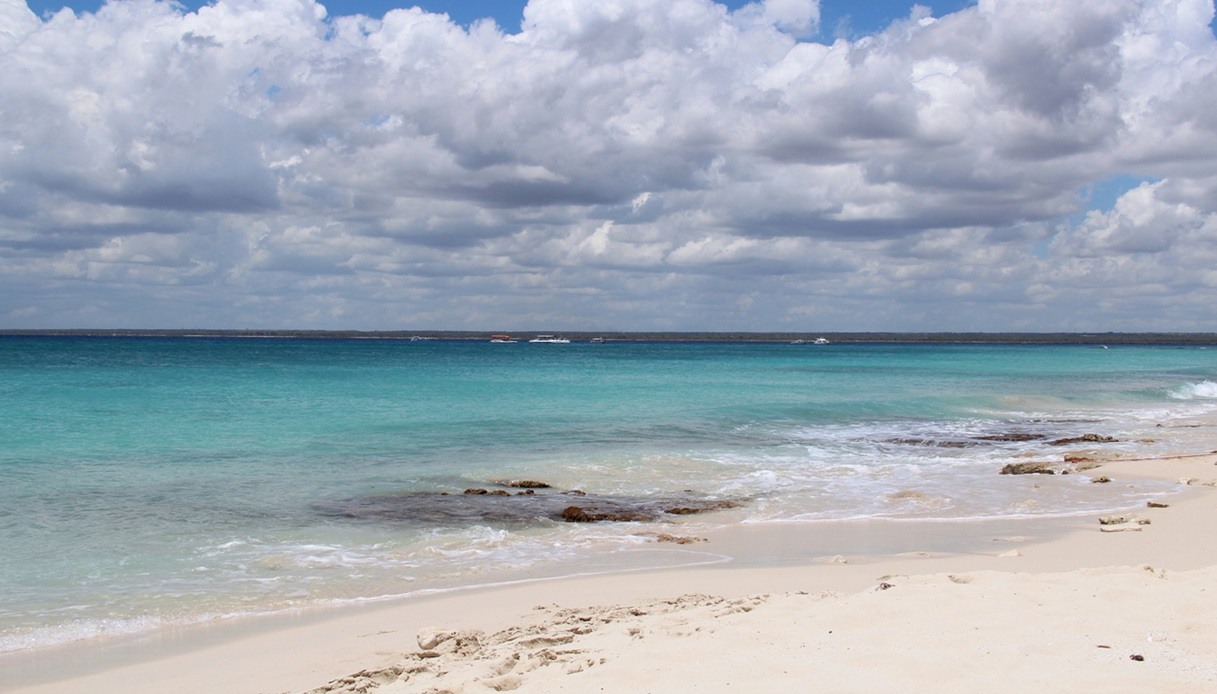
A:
[[2, 0, 1217, 332], [22, 0, 979, 38]]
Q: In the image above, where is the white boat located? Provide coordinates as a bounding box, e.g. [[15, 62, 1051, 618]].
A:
[[590, 337, 605, 343], [790, 339, 806, 345], [490, 334, 518, 343], [529, 334, 570, 344], [814, 337, 830, 345]]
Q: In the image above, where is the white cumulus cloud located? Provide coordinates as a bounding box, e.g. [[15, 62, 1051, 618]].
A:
[[1, 0, 1217, 330]]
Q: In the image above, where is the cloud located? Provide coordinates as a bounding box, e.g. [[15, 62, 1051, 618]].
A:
[[1, 0, 1217, 329], [735, 0, 821, 36], [0, 0, 36, 50]]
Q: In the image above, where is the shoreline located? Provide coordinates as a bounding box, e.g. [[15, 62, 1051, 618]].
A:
[[6, 445, 1217, 692]]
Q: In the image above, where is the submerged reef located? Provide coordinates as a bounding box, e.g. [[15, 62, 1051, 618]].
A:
[[317, 483, 742, 526]]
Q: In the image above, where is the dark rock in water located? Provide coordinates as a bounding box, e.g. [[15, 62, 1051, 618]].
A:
[[975, 432, 1047, 442], [1049, 434, 1117, 446], [1064, 454, 1101, 465], [317, 488, 742, 527], [890, 432, 1057, 448], [565, 490, 587, 496], [665, 501, 741, 515], [561, 505, 654, 523], [559, 497, 742, 523], [1090, 476, 1112, 484], [495, 479, 553, 489], [560, 506, 592, 522], [1000, 461, 1056, 475], [883, 437, 974, 448]]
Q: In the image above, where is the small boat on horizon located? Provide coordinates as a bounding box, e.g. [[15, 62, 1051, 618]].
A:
[[529, 334, 571, 344], [490, 334, 518, 343], [814, 337, 831, 345]]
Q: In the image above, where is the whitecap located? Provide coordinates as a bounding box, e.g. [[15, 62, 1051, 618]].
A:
[[1169, 381, 1217, 400]]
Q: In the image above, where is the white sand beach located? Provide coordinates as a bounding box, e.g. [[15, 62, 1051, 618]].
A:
[[7, 446, 1217, 693]]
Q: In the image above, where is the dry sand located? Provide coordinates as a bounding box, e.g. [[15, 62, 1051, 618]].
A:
[[6, 450, 1217, 693]]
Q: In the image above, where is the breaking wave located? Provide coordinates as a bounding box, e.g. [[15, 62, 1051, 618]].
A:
[[1169, 381, 1217, 400]]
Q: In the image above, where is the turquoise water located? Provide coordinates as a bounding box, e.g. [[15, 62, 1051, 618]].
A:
[[2, 336, 1217, 652]]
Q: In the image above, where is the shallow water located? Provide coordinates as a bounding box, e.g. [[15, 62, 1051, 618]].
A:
[[2, 336, 1216, 652]]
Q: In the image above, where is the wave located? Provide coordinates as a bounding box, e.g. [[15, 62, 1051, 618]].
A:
[[0, 611, 227, 655], [1169, 381, 1217, 400]]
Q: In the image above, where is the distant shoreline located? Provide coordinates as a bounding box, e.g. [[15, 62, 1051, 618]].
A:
[[3, 329, 1217, 345]]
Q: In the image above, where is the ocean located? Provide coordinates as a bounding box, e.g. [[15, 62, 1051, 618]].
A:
[[2, 335, 1216, 654]]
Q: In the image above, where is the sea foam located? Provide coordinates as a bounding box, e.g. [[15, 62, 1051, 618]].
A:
[[1170, 380, 1217, 400]]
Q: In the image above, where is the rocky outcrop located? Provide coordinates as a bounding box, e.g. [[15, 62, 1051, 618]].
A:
[[320, 488, 744, 526], [1063, 454, 1101, 465], [495, 479, 553, 489], [884, 437, 973, 448], [1049, 434, 1117, 446], [1000, 461, 1057, 475], [976, 433, 1047, 442], [882, 430, 1126, 453], [664, 501, 740, 515], [559, 498, 741, 523], [561, 506, 654, 523]]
